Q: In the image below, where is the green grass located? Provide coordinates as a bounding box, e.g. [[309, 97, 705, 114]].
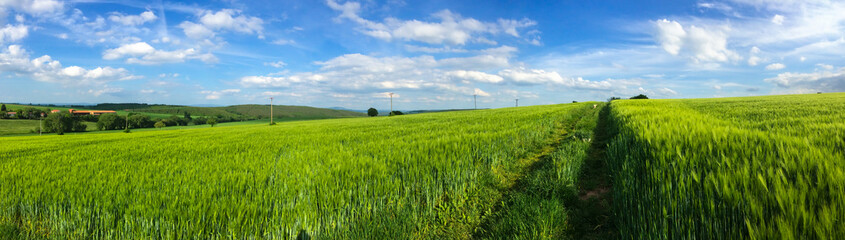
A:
[[0, 120, 98, 136], [0, 120, 42, 135], [474, 103, 606, 239], [0, 102, 598, 239], [607, 92, 845, 239]]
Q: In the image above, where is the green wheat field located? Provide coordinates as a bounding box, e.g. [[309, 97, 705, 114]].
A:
[[2, 93, 844, 239]]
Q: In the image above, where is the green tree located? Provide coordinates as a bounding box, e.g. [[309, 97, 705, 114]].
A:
[[166, 115, 187, 126], [72, 122, 87, 132], [192, 117, 207, 125], [389, 111, 404, 116], [207, 118, 218, 127], [44, 112, 82, 135], [154, 121, 165, 129], [630, 94, 649, 99], [0, 103, 5, 111], [367, 108, 378, 117], [97, 113, 125, 130], [128, 114, 153, 128]]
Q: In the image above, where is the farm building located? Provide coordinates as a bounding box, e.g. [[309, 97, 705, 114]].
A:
[[6, 112, 16, 116], [51, 110, 61, 113], [68, 109, 116, 116]]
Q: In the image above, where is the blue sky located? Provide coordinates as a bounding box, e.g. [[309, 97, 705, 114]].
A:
[[1, 0, 843, 109]]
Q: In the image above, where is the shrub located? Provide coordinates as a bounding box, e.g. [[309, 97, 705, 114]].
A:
[[629, 94, 649, 99]]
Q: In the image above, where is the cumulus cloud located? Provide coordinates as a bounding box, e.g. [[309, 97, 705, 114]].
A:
[[765, 63, 785, 70], [0, 45, 138, 85], [0, 0, 63, 16], [108, 10, 157, 26], [473, 88, 491, 97], [446, 70, 503, 83], [765, 67, 845, 93], [179, 9, 264, 39], [240, 75, 308, 88], [0, 24, 28, 44], [102, 42, 217, 65], [747, 46, 762, 66], [202, 89, 241, 100], [655, 19, 741, 63], [237, 48, 634, 104], [771, 14, 784, 25], [817, 63, 834, 70], [654, 19, 740, 64], [326, 0, 537, 45]]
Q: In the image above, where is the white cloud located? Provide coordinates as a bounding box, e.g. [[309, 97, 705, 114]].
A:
[[262, 91, 301, 97], [0, 45, 138, 85], [326, 0, 536, 45], [654, 19, 740, 64], [179, 9, 264, 39], [446, 70, 503, 83], [765, 63, 785, 70], [655, 19, 685, 55], [240, 76, 296, 88], [103, 42, 217, 65], [88, 87, 123, 97], [498, 67, 566, 85], [264, 61, 287, 68], [765, 67, 845, 93], [178, 21, 214, 39], [405, 44, 468, 53], [817, 64, 834, 70], [0, 0, 63, 16], [102, 42, 155, 60], [771, 14, 784, 25], [473, 88, 490, 97], [0, 24, 28, 44], [747, 46, 762, 66], [202, 89, 241, 100], [108, 10, 157, 26], [697, 2, 734, 13]]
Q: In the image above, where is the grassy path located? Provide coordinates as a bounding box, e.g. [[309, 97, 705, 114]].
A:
[[473, 104, 616, 239], [569, 104, 616, 239]]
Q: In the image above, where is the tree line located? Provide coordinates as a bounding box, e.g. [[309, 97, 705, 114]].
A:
[[1, 104, 223, 135]]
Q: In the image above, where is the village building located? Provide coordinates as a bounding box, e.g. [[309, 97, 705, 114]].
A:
[[68, 109, 116, 116]]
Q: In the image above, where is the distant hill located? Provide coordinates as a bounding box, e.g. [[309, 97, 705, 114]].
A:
[[2, 103, 366, 120], [223, 105, 365, 119], [125, 104, 365, 120]]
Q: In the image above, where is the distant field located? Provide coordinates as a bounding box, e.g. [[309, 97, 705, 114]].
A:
[[0, 119, 270, 136], [2, 103, 366, 121], [0, 119, 98, 136]]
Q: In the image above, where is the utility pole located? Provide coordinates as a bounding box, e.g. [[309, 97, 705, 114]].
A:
[[515, 98, 519, 107], [389, 92, 394, 113], [40, 113, 44, 136], [269, 97, 274, 124], [473, 94, 477, 109]]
